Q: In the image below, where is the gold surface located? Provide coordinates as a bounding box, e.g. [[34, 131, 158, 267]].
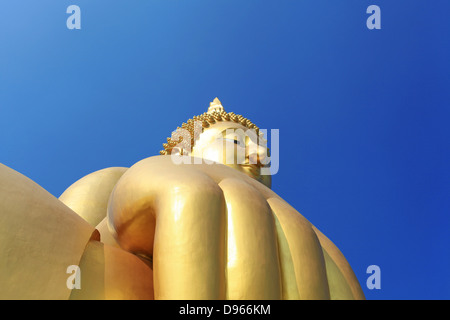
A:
[[0, 98, 365, 300], [95, 217, 121, 248], [191, 121, 272, 188], [160, 99, 272, 188], [0, 163, 96, 299], [107, 155, 364, 299], [69, 240, 154, 300], [59, 167, 128, 226], [219, 178, 281, 299], [108, 156, 227, 299], [313, 225, 366, 300]]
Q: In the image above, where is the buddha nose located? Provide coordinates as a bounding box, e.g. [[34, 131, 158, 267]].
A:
[[248, 147, 266, 165]]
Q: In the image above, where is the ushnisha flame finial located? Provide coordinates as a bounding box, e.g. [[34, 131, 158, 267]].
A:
[[207, 97, 225, 114]]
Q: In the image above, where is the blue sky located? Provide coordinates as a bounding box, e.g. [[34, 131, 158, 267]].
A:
[[1, 1, 449, 299]]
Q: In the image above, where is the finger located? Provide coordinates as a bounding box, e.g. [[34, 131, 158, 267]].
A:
[[312, 226, 365, 300], [107, 157, 227, 299], [219, 178, 282, 300], [267, 197, 330, 299]]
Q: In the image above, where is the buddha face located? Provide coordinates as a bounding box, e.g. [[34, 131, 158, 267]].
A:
[[190, 122, 272, 188]]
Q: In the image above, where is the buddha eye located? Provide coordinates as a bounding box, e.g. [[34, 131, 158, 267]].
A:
[[224, 138, 242, 146]]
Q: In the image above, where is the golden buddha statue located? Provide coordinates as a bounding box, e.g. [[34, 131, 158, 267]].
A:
[[0, 98, 364, 300]]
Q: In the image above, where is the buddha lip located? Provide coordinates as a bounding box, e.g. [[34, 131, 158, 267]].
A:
[[239, 164, 262, 176], [240, 163, 263, 168]]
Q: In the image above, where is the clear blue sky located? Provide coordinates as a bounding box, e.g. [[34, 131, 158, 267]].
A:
[[1, 1, 449, 299]]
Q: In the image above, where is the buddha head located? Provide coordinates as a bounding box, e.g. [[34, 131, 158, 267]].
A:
[[160, 98, 272, 188]]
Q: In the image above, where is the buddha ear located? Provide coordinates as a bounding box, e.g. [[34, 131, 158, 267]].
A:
[[171, 147, 182, 156], [171, 147, 191, 156]]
